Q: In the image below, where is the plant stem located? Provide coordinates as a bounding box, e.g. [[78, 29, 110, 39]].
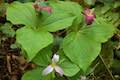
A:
[[99, 54, 115, 80], [51, 71, 55, 80]]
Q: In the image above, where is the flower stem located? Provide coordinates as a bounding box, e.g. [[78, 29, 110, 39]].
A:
[[51, 71, 55, 80]]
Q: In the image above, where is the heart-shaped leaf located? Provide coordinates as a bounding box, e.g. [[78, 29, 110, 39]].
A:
[[7, 1, 39, 27], [63, 32, 101, 71], [16, 27, 53, 61], [62, 18, 115, 71]]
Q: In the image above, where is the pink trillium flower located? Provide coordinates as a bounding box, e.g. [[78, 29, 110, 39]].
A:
[[42, 54, 64, 76], [40, 6, 52, 14], [33, 2, 52, 14], [83, 8, 96, 25]]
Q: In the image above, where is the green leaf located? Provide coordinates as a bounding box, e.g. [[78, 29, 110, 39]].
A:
[[114, 1, 120, 8], [58, 50, 80, 77], [87, 18, 115, 42], [10, 43, 18, 49], [50, 1, 83, 25], [0, 23, 15, 37], [16, 27, 53, 61], [70, 72, 83, 80], [7, 1, 38, 27], [22, 67, 44, 80], [41, 13, 76, 32], [32, 46, 52, 66], [22, 67, 54, 80], [101, 5, 111, 14], [112, 59, 120, 74], [63, 32, 101, 71], [84, 0, 95, 5], [51, 1, 82, 16], [62, 18, 115, 71], [61, 61, 80, 77]]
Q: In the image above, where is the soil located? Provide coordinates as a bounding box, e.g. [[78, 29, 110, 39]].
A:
[[0, 35, 22, 80]]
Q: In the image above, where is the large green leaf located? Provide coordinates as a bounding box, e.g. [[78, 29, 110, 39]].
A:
[[62, 18, 115, 71], [50, 1, 82, 16], [38, 1, 78, 32], [22, 67, 45, 80], [7, 1, 38, 27], [63, 32, 101, 71], [16, 27, 53, 61], [58, 50, 80, 77], [40, 13, 76, 32], [49, 1, 83, 25], [32, 46, 52, 66]]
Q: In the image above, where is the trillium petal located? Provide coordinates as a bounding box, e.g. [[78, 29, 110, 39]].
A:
[[41, 6, 52, 14], [55, 66, 64, 76], [86, 16, 95, 25], [80, 75, 86, 80], [52, 54, 59, 63], [84, 8, 90, 15], [83, 8, 96, 25], [42, 65, 53, 75]]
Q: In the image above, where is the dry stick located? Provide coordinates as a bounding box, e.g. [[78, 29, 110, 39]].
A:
[[6, 55, 12, 74], [98, 54, 115, 80]]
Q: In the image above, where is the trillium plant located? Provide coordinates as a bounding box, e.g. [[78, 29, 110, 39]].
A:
[[42, 54, 63, 76], [6, 0, 115, 80]]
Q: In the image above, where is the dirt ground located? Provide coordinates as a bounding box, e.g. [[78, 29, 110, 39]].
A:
[[0, 35, 22, 80]]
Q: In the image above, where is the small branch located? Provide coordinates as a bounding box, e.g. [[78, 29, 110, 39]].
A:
[[6, 55, 11, 74]]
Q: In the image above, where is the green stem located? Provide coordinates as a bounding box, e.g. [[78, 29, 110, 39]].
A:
[[99, 54, 115, 80], [51, 71, 55, 80]]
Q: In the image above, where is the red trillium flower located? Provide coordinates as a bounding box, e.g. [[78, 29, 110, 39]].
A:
[[83, 8, 96, 25], [33, 2, 52, 14]]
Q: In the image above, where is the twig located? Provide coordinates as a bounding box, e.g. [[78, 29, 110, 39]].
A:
[[6, 55, 11, 74]]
